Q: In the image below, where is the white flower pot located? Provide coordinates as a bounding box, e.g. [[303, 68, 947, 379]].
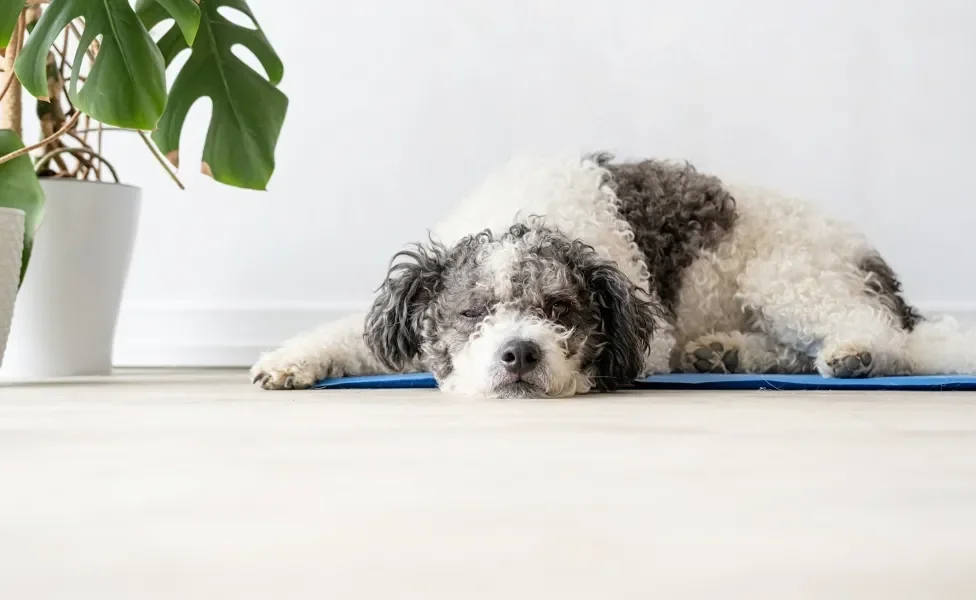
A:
[[0, 180, 141, 378], [0, 208, 25, 367]]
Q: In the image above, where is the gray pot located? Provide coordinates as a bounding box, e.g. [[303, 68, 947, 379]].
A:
[[0, 207, 25, 367]]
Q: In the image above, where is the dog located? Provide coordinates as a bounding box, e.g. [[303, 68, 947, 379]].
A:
[[250, 152, 976, 397]]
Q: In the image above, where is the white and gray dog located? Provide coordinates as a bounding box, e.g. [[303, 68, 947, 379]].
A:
[[251, 152, 976, 397]]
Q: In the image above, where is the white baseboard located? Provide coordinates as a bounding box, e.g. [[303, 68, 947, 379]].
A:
[[112, 302, 976, 368], [113, 303, 363, 367]]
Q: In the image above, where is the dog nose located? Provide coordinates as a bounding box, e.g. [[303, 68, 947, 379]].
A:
[[499, 340, 542, 375]]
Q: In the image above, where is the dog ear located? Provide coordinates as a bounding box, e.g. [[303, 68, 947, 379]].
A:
[[364, 242, 446, 370], [586, 261, 659, 390]]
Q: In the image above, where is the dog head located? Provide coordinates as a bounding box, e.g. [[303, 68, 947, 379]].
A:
[[364, 223, 660, 398]]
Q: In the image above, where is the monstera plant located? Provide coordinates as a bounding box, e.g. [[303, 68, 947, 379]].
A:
[[0, 0, 288, 377], [0, 0, 288, 277]]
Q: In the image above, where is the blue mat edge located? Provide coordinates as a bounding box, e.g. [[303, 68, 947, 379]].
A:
[[313, 372, 976, 391]]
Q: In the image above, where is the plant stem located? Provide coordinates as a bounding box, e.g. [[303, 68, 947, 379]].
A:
[[138, 131, 185, 190], [0, 110, 80, 166], [72, 127, 127, 134], [70, 127, 186, 189], [34, 147, 119, 183], [0, 12, 25, 136], [0, 55, 18, 102]]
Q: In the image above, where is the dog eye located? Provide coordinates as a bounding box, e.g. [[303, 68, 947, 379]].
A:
[[459, 308, 486, 319], [547, 301, 569, 319]]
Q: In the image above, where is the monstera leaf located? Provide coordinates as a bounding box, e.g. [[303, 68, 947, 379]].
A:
[[152, 0, 201, 45], [137, 0, 288, 190], [0, 130, 45, 286], [15, 0, 168, 130], [0, 0, 21, 50]]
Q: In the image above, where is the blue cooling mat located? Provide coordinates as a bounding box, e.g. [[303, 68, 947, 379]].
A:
[[314, 372, 976, 391]]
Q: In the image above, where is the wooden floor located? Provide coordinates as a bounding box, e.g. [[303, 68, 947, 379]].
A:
[[2, 369, 976, 599]]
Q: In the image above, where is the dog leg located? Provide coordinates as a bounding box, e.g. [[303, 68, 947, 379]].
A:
[[680, 331, 814, 374], [250, 313, 416, 390], [642, 314, 677, 375], [737, 258, 910, 378]]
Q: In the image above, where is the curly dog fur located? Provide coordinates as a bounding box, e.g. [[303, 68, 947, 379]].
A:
[[251, 152, 976, 397]]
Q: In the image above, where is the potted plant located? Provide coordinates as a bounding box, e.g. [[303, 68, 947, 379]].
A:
[[0, 0, 288, 377]]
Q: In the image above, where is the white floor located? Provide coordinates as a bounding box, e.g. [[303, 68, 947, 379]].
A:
[[2, 370, 976, 599]]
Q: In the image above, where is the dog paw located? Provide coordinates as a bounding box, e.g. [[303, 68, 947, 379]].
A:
[[250, 350, 336, 390], [819, 348, 874, 378], [686, 340, 740, 374]]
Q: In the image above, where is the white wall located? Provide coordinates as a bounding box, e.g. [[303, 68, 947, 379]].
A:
[[107, 0, 976, 366]]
